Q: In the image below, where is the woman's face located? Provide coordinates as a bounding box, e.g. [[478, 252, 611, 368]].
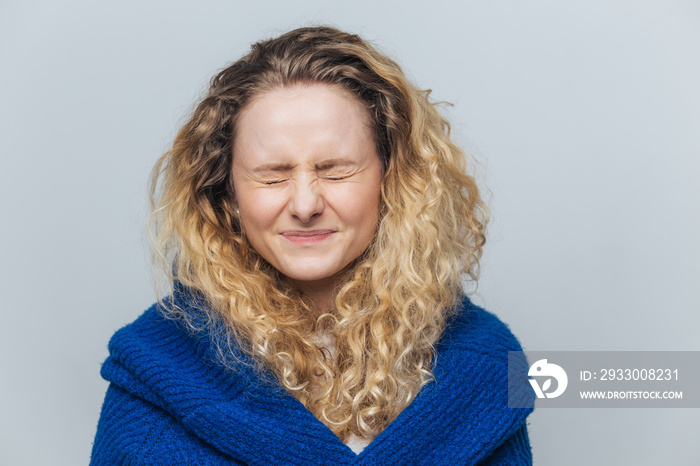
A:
[[231, 83, 383, 293]]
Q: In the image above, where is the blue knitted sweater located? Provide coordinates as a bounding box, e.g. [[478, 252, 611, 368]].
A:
[[91, 288, 534, 465]]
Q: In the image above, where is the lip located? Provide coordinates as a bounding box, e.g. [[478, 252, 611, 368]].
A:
[[281, 229, 335, 245]]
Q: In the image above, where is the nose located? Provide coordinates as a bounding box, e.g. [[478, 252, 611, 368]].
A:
[[288, 178, 324, 223]]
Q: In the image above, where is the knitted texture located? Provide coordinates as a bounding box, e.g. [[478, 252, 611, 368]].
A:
[[91, 288, 534, 465]]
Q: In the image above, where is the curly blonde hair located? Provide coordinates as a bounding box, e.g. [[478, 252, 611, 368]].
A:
[[149, 26, 488, 442]]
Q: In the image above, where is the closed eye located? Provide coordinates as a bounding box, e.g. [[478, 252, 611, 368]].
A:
[[323, 172, 356, 181], [261, 179, 287, 185]]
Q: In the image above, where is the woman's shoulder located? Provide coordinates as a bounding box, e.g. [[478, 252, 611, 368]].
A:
[[105, 284, 235, 368], [100, 290, 259, 409], [431, 295, 534, 412], [105, 298, 204, 370], [93, 298, 288, 465], [439, 295, 527, 356]]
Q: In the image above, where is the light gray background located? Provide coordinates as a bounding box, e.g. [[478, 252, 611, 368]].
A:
[[1, 0, 698, 464]]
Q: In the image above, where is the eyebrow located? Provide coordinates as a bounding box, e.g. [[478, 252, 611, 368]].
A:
[[252, 158, 356, 173], [252, 162, 295, 173], [314, 158, 356, 170]]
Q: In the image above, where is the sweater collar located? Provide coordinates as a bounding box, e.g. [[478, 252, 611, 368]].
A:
[[102, 289, 533, 465]]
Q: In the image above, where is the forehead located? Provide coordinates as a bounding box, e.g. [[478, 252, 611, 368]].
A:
[[237, 83, 370, 132], [232, 83, 375, 165]]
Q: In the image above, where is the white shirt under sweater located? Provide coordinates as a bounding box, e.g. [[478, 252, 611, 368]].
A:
[[309, 330, 371, 455], [345, 433, 371, 454]]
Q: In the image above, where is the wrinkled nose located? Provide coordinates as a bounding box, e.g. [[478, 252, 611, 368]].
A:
[[288, 180, 324, 223]]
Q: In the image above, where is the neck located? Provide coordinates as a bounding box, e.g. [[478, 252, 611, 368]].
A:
[[291, 264, 357, 317], [293, 277, 337, 316]]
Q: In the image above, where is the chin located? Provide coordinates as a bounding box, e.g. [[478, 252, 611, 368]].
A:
[[284, 271, 340, 283], [279, 262, 346, 283]]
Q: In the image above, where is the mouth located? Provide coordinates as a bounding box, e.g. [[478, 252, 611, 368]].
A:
[[281, 229, 335, 245]]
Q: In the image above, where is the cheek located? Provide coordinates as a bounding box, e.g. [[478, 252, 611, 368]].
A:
[[331, 183, 381, 229], [237, 189, 284, 231]]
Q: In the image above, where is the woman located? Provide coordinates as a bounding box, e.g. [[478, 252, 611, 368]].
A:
[[92, 26, 534, 465]]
